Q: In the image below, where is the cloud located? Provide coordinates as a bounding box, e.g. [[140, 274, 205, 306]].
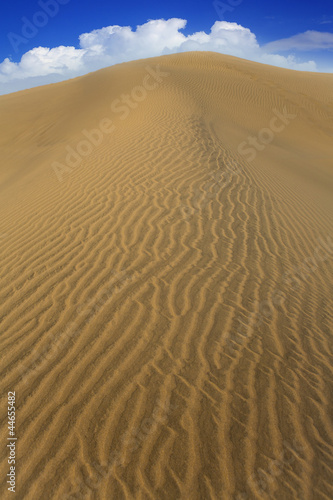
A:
[[264, 30, 333, 52], [0, 19, 330, 95]]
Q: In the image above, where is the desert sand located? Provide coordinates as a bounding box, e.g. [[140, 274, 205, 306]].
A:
[[0, 51, 332, 499]]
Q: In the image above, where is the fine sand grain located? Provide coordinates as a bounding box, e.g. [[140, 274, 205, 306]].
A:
[[0, 52, 333, 499]]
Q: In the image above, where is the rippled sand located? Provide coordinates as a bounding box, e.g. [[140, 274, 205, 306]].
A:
[[0, 52, 333, 499]]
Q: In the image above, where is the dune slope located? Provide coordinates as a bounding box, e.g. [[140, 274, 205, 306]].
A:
[[0, 52, 333, 499]]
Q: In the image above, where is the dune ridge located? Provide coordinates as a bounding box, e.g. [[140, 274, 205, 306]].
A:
[[0, 52, 333, 499]]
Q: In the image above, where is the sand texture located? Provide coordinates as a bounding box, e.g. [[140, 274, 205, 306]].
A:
[[0, 52, 333, 499]]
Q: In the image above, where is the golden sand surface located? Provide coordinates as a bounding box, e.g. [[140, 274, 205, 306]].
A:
[[0, 52, 332, 499]]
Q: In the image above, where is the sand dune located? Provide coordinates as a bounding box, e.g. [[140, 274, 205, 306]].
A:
[[0, 52, 333, 499]]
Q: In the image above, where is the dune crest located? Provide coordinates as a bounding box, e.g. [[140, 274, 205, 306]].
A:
[[0, 52, 332, 499]]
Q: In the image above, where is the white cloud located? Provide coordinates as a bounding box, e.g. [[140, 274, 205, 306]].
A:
[[173, 21, 259, 57], [264, 30, 333, 52], [0, 19, 331, 94], [79, 18, 187, 55], [1, 45, 85, 80]]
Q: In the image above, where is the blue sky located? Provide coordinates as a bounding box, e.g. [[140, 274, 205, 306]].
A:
[[0, 0, 332, 94]]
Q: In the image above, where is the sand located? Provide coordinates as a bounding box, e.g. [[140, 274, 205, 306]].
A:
[[0, 51, 332, 499]]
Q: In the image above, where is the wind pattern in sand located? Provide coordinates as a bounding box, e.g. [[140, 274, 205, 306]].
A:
[[0, 53, 333, 499]]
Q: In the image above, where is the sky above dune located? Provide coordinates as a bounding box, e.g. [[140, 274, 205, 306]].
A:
[[0, 0, 332, 95]]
